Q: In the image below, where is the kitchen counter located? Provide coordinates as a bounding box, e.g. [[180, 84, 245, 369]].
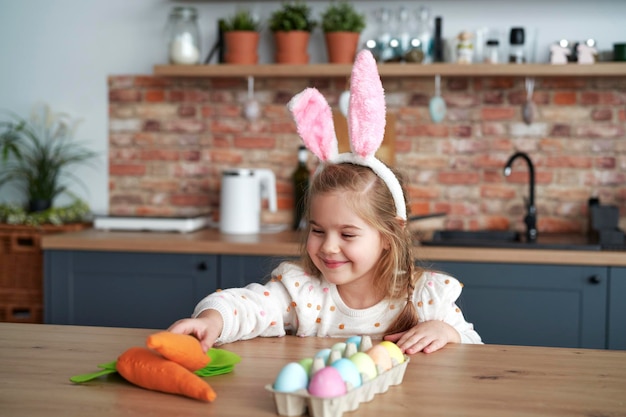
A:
[[41, 228, 626, 267], [1, 323, 625, 417]]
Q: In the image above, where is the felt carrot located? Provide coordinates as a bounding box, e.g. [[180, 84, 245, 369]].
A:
[[146, 331, 210, 372], [117, 346, 217, 402]]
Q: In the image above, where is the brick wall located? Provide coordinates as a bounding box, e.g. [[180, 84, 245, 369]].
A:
[[108, 74, 626, 233]]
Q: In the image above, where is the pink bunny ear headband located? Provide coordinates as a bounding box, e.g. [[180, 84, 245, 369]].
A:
[[287, 50, 407, 220]]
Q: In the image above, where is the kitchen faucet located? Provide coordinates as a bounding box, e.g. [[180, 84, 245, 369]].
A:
[[503, 152, 537, 243]]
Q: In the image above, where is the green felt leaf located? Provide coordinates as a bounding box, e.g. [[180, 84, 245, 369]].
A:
[[69, 348, 241, 383], [69, 368, 117, 383]]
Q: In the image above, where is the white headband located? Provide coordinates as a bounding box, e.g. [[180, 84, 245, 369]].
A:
[[287, 50, 407, 220]]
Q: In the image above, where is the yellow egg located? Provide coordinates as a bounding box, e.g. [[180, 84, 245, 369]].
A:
[[379, 341, 405, 364]]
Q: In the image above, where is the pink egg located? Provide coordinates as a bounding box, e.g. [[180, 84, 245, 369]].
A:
[[307, 366, 347, 398], [366, 344, 392, 372]]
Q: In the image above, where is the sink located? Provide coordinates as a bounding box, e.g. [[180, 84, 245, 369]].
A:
[[420, 230, 603, 251]]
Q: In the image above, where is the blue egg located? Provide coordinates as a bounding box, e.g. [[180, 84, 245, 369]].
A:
[[314, 348, 332, 364], [331, 358, 362, 389], [345, 335, 362, 350], [273, 362, 308, 392]]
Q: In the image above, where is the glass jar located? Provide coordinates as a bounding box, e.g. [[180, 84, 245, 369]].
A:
[[167, 6, 201, 65], [484, 39, 500, 63]]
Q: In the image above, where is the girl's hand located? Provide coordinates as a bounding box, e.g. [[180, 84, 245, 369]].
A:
[[167, 309, 224, 353], [384, 320, 461, 354]]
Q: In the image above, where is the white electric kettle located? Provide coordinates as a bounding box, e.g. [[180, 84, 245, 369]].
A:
[[219, 168, 277, 234]]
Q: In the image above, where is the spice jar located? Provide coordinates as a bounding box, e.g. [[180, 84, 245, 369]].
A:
[[167, 6, 201, 65], [484, 39, 500, 63]]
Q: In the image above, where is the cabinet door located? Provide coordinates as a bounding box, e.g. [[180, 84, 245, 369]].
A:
[[430, 261, 608, 349], [44, 250, 217, 329], [608, 267, 626, 350], [218, 255, 293, 288]]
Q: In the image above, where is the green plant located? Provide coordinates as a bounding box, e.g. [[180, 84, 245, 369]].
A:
[[0, 104, 98, 212], [321, 1, 366, 33], [0, 198, 91, 226], [221, 9, 260, 32], [269, 1, 317, 32]]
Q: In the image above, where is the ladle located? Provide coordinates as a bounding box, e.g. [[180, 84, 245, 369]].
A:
[[243, 76, 260, 121], [522, 77, 536, 125], [429, 74, 446, 123]]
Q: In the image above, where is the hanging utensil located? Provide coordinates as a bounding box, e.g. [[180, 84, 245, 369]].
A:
[[522, 76, 536, 125], [338, 76, 350, 117], [429, 74, 446, 123], [243, 76, 260, 121]]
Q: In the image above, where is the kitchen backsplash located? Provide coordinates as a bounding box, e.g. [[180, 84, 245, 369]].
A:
[[108, 73, 626, 233]]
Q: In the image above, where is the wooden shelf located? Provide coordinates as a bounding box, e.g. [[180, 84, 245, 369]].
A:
[[153, 62, 626, 78]]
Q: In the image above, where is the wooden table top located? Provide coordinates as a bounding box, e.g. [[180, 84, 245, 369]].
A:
[[1, 323, 625, 417], [41, 228, 626, 266]]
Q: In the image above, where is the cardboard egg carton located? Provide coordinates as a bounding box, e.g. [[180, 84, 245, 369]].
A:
[[266, 355, 409, 417]]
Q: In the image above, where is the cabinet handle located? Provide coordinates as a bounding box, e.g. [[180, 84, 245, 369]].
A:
[[588, 275, 601, 284], [197, 261, 208, 271]]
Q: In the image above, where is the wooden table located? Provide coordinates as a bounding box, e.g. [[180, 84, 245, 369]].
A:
[[1, 323, 625, 417]]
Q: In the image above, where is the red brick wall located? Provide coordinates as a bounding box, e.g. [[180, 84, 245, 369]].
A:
[[108, 74, 626, 234]]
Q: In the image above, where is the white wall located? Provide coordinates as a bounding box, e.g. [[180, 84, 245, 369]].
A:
[[1, 0, 624, 215]]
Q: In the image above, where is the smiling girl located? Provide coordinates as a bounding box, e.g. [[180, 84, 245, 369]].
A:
[[168, 50, 481, 354]]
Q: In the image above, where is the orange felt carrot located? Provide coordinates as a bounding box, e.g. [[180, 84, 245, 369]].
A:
[[146, 331, 210, 372], [117, 347, 217, 402]]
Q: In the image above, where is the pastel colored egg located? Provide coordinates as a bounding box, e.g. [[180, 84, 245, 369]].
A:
[[331, 342, 347, 355], [366, 344, 392, 372], [314, 348, 332, 364], [298, 357, 313, 375], [308, 366, 347, 398], [345, 335, 361, 350], [273, 362, 309, 393], [349, 352, 378, 381], [331, 358, 362, 389], [379, 341, 405, 364]]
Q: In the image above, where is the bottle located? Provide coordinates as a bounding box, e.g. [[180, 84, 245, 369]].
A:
[[508, 27, 525, 64], [167, 6, 201, 65], [292, 146, 310, 230], [432, 16, 444, 63]]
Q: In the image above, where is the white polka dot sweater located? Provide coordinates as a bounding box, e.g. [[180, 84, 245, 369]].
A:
[[193, 262, 482, 345]]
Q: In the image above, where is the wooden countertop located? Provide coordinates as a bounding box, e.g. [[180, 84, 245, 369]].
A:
[[1, 323, 625, 417], [41, 228, 626, 266]]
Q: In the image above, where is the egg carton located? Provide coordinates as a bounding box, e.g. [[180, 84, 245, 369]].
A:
[[265, 356, 409, 417]]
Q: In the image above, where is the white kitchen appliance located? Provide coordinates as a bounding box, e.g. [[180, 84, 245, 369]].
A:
[[220, 168, 277, 234]]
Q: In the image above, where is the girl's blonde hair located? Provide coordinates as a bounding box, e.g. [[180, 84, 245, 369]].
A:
[[299, 163, 423, 336]]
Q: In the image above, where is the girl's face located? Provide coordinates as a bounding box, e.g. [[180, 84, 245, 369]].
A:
[[306, 191, 388, 290]]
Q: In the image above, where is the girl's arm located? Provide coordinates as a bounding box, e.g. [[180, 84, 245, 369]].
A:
[[386, 271, 482, 353]]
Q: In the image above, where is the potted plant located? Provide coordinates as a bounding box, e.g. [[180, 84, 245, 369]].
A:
[[321, 1, 366, 64], [221, 8, 261, 65], [269, 1, 317, 64], [0, 103, 98, 213]]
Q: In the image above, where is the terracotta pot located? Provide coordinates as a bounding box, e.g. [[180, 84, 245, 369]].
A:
[[325, 32, 361, 64], [274, 31, 310, 64], [224, 31, 260, 64]]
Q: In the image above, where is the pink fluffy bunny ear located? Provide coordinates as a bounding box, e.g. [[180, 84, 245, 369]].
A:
[[348, 50, 386, 158], [287, 88, 338, 162]]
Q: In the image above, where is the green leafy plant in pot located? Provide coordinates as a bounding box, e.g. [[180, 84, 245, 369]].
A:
[[321, 1, 366, 64], [222, 8, 262, 65], [0, 104, 98, 213], [269, 1, 317, 64]]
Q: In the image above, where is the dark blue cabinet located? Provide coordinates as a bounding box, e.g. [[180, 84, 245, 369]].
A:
[[44, 250, 622, 349], [429, 261, 608, 349], [44, 250, 217, 329], [219, 255, 291, 288], [608, 267, 626, 350]]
